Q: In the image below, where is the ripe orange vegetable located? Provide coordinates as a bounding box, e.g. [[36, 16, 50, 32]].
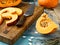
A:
[[36, 13, 58, 34], [38, 0, 58, 8], [0, 0, 22, 8]]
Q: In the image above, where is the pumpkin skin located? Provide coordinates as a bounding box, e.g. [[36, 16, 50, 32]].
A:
[[0, 0, 22, 8], [38, 0, 58, 8], [36, 13, 58, 34]]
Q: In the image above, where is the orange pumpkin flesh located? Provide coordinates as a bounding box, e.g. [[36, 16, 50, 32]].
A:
[[0, 15, 3, 25], [36, 13, 58, 34], [38, 0, 58, 8], [0, 7, 23, 25], [0, 0, 22, 7], [0, 7, 23, 16]]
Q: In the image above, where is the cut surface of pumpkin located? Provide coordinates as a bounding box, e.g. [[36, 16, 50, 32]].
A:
[[0, 7, 23, 16], [2, 13, 18, 25], [0, 0, 22, 7], [36, 13, 58, 34]]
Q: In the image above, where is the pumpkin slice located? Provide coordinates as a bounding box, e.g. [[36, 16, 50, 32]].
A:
[[2, 13, 18, 25], [0, 0, 22, 7], [2, 13, 12, 20], [36, 13, 58, 34], [0, 7, 23, 16]]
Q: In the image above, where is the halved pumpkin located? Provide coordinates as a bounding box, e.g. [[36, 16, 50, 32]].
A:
[[36, 13, 58, 34], [0, 0, 22, 7]]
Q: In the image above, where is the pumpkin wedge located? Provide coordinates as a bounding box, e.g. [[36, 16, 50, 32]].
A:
[[36, 13, 58, 34]]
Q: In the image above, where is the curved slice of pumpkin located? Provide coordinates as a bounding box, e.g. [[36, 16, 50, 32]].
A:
[[0, 7, 23, 16], [36, 13, 58, 34], [0, 0, 22, 7], [2, 13, 18, 25], [0, 0, 8, 7], [6, 14, 18, 25]]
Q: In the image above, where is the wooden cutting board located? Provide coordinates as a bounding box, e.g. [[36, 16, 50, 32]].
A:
[[0, 2, 44, 45]]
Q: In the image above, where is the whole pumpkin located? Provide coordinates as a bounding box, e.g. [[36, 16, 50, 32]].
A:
[[38, 0, 58, 8]]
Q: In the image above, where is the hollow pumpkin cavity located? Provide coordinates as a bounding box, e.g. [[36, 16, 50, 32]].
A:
[[40, 18, 49, 28]]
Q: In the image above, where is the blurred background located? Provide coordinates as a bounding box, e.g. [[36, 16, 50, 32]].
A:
[[22, 0, 60, 3]]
